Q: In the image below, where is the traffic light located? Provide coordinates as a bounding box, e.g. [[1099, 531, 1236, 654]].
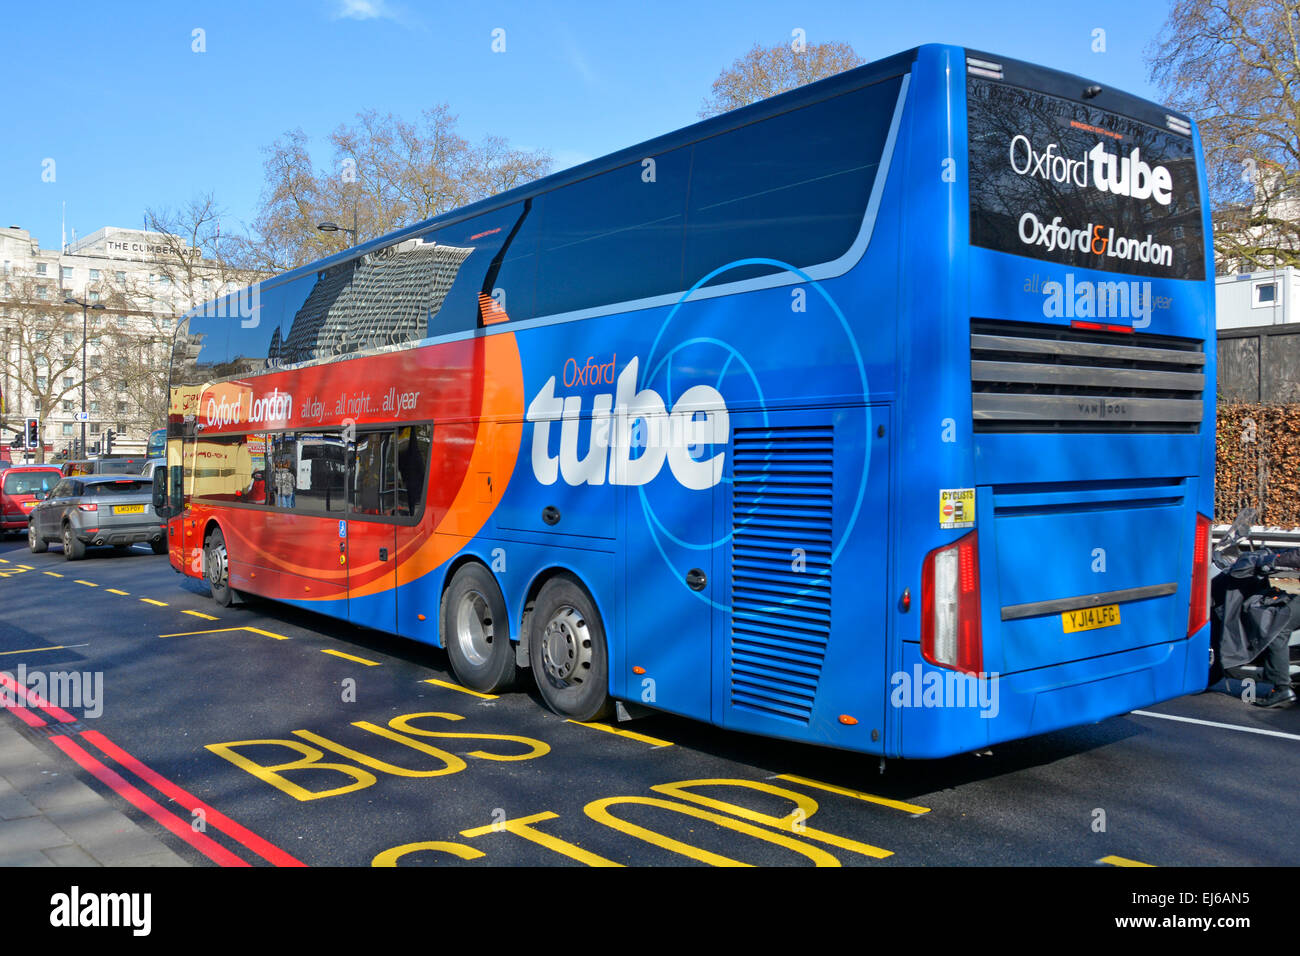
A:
[[103, 428, 115, 456], [25, 418, 38, 450]]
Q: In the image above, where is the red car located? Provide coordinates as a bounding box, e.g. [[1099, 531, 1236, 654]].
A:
[[1, 465, 62, 534]]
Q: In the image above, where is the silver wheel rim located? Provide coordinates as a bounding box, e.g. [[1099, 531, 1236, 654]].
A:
[[454, 589, 494, 668], [29, 524, 37, 547], [207, 540, 227, 589], [540, 605, 591, 686], [63, 527, 72, 551]]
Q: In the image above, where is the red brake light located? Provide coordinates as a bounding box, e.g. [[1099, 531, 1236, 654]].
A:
[[77, 503, 97, 512], [921, 530, 983, 673], [1188, 513, 1211, 636]]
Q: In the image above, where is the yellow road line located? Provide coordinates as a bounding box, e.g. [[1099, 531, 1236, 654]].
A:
[[106, 589, 130, 596], [0, 644, 86, 657], [43, 572, 63, 577], [321, 648, 381, 666], [421, 677, 497, 700], [182, 610, 219, 620], [158, 625, 289, 641], [567, 720, 674, 748], [1100, 855, 1154, 867], [74, 580, 97, 587], [140, 598, 168, 607], [776, 773, 932, 815]]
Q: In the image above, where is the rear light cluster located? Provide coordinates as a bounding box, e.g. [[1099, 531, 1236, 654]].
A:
[[1187, 513, 1211, 637], [1070, 320, 1134, 334], [77, 503, 97, 512], [921, 531, 983, 673]]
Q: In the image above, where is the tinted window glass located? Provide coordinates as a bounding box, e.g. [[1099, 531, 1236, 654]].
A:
[[191, 435, 258, 502], [395, 424, 431, 516], [293, 432, 347, 513], [684, 78, 901, 285], [425, 204, 542, 334], [967, 77, 1204, 280], [3, 472, 58, 495], [227, 282, 281, 377], [174, 311, 232, 386], [89, 480, 148, 497], [350, 430, 395, 516], [50, 480, 73, 498], [537, 148, 689, 316]]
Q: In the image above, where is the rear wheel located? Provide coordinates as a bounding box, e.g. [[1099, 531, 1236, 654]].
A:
[[443, 563, 519, 693], [205, 527, 234, 606], [62, 523, 84, 561], [151, 537, 168, 556], [528, 576, 612, 721], [28, 522, 47, 553]]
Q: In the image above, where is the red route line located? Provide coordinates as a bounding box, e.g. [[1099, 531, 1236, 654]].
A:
[[80, 730, 306, 868], [0, 670, 75, 722], [3, 702, 46, 727], [49, 734, 250, 867]]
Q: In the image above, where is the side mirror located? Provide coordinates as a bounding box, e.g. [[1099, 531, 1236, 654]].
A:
[[153, 468, 173, 518], [169, 464, 184, 512]]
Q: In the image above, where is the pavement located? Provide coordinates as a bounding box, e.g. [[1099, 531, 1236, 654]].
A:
[[0, 721, 187, 867]]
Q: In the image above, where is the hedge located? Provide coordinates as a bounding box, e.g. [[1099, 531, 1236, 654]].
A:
[[1215, 403, 1300, 528]]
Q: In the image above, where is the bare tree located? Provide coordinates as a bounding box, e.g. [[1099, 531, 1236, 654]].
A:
[[699, 39, 865, 118], [1148, 0, 1300, 272], [0, 275, 111, 462], [250, 106, 552, 271]]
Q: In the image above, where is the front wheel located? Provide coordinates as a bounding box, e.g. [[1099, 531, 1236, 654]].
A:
[[528, 576, 612, 722], [443, 563, 519, 693], [204, 527, 235, 607]]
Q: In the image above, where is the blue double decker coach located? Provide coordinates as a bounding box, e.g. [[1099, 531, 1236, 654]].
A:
[[166, 44, 1214, 759]]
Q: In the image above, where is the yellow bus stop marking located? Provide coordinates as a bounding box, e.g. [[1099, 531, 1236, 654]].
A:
[[182, 610, 219, 620], [106, 588, 130, 596], [74, 580, 97, 587], [140, 598, 168, 607], [1100, 855, 1154, 867], [321, 648, 381, 666], [776, 774, 932, 815], [421, 677, 497, 700], [567, 720, 674, 748], [159, 626, 290, 641], [43, 572, 63, 577]]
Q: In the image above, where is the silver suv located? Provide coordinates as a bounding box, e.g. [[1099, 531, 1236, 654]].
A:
[[28, 474, 166, 560]]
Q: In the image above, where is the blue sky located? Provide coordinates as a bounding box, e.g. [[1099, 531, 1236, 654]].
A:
[[0, 0, 1175, 251]]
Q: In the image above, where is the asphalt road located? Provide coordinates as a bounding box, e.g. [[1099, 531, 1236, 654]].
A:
[[2, 533, 1298, 868]]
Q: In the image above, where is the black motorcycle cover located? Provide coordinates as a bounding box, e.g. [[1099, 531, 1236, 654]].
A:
[[1213, 550, 1300, 669]]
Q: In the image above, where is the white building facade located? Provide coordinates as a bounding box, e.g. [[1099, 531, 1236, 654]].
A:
[[0, 224, 235, 459]]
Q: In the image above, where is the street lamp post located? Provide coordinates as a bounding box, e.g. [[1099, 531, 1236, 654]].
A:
[[317, 211, 359, 247], [63, 296, 105, 457]]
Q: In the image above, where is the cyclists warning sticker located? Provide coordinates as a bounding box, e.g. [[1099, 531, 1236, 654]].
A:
[[939, 488, 975, 529]]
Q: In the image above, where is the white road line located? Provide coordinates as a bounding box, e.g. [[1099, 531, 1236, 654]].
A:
[[1131, 709, 1300, 742]]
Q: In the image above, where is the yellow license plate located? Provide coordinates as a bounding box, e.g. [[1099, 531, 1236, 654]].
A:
[[113, 504, 145, 515], [1062, 604, 1120, 633]]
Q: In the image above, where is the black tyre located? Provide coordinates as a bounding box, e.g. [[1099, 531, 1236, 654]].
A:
[[151, 538, 168, 555], [62, 523, 85, 561], [528, 576, 612, 721], [443, 563, 519, 693], [205, 527, 235, 607], [28, 522, 47, 554]]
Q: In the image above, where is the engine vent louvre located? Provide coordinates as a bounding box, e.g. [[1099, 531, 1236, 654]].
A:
[[730, 426, 833, 724], [971, 318, 1205, 434]]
